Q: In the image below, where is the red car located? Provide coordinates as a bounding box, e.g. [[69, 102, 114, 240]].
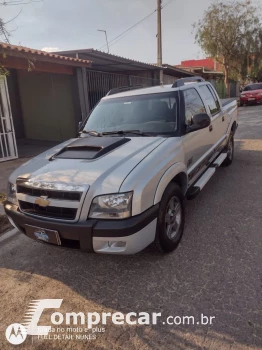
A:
[[240, 83, 262, 106]]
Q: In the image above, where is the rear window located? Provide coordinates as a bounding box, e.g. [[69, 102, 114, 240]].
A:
[[199, 85, 220, 115], [243, 84, 262, 91]]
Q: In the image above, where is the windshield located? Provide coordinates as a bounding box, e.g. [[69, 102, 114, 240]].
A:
[[243, 84, 262, 91], [82, 92, 179, 135]]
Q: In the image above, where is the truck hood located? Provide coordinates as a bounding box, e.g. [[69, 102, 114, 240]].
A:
[[10, 136, 166, 193]]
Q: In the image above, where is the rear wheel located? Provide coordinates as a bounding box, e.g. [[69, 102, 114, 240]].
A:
[[154, 183, 185, 253], [222, 132, 234, 166]]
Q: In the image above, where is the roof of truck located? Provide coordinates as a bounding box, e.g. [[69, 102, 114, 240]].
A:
[[103, 80, 212, 100], [103, 84, 178, 99]]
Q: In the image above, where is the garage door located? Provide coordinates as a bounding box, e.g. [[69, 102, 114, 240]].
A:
[[18, 72, 77, 142]]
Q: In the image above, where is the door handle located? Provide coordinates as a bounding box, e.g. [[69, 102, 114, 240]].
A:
[[222, 116, 225, 122], [209, 125, 213, 132]]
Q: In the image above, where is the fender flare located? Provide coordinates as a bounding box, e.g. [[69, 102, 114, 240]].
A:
[[154, 162, 188, 205]]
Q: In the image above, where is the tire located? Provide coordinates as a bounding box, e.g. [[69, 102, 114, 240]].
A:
[[222, 132, 234, 166], [154, 182, 185, 253], [239, 102, 244, 107]]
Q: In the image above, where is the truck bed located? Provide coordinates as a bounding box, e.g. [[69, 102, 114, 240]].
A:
[[221, 98, 237, 107]]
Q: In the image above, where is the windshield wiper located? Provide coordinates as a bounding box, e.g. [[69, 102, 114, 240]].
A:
[[102, 130, 149, 136], [80, 130, 149, 137], [79, 130, 101, 137]]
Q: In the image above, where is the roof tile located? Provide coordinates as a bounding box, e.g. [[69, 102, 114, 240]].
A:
[[0, 42, 92, 66]]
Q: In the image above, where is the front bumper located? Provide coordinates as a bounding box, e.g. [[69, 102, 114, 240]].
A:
[[240, 97, 262, 104], [4, 202, 159, 255]]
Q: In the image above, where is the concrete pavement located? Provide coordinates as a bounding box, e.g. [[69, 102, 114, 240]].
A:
[[0, 105, 261, 350]]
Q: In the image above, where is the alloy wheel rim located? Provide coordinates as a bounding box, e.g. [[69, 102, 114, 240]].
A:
[[165, 196, 182, 240]]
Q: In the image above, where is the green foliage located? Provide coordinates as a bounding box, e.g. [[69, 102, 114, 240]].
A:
[[194, 0, 262, 84], [0, 2, 39, 76], [0, 51, 10, 76]]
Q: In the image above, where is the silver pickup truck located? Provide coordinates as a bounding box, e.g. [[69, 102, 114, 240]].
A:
[[4, 77, 238, 255]]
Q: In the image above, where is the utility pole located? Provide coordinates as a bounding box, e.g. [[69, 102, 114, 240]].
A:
[[98, 29, 110, 53], [157, 0, 163, 85]]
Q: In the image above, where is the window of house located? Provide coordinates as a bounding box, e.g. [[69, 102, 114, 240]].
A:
[[183, 88, 206, 125]]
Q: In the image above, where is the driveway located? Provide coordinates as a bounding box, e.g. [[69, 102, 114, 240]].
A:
[[0, 105, 261, 350]]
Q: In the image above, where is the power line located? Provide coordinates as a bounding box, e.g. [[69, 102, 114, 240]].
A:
[[98, 9, 157, 50], [162, 0, 174, 9], [0, 0, 41, 5], [98, 0, 175, 51]]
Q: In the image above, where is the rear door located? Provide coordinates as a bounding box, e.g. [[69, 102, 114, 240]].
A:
[[198, 84, 226, 148], [208, 84, 229, 136]]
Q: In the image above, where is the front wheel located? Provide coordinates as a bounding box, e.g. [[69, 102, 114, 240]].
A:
[[222, 133, 234, 166], [154, 183, 185, 253]]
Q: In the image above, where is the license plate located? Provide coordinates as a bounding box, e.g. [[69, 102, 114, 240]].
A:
[[248, 98, 255, 101], [25, 225, 61, 245]]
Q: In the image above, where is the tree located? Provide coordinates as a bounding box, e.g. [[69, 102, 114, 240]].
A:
[[246, 29, 262, 82], [194, 0, 262, 95], [0, 0, 41, 74]]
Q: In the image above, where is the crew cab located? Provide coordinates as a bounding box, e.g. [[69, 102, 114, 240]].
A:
[[240, 83, 262, 106], [4, 77, 238, 255]]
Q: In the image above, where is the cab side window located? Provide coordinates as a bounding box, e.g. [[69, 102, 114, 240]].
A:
[[199, 85, 220, 115], [208, 85, 221, 112], [183, 88, 206, 125]]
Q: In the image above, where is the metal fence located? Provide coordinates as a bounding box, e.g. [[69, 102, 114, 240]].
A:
[[86, 70, 160, 110], [209, 78, 240, 99]]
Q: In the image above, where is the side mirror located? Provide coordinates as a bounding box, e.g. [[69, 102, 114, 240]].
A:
[[187, 113, 211, 133]]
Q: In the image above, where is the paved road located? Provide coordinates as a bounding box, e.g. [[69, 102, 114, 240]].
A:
[[0, 106, 262, 350]]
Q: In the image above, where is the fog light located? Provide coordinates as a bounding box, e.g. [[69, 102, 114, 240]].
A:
[[7, 182, 17, 205], [108, 241, 126, 248]]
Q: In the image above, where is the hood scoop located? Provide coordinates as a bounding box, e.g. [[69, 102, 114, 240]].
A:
[[53, 137, 130, 160]]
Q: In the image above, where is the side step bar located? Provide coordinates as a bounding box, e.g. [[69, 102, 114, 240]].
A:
[[211, 153, 227, 168], [187, 153, 227, 200], [194, 168, 216, 190]]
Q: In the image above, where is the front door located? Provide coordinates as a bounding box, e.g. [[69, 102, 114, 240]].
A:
[[182, 87, 211, 184], [0, 76, 18, 162]]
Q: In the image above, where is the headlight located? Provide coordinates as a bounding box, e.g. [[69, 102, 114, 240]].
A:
[[88, 192, 133, 219], [240, 94, 246, 97], [7, 182, 17, 204]]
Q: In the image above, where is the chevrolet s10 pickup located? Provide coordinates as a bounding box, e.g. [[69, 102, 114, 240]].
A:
[[5, 77, 238, 254]]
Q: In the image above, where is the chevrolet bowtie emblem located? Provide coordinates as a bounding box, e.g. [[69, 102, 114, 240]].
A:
[[35, 196, 50, 207]]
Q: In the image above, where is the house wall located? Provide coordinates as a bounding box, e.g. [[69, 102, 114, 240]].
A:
[[17, 71, 77, 142], [163, 74, 178, 84], [180, 58, 223, 72]]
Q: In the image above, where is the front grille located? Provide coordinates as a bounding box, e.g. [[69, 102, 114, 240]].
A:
[[16, 183, 84, 221], [17, 185, 81, 201], [19, 200, 77, 220]]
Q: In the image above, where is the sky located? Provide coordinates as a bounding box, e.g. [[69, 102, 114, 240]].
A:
[[1, 0, 228, 65]]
